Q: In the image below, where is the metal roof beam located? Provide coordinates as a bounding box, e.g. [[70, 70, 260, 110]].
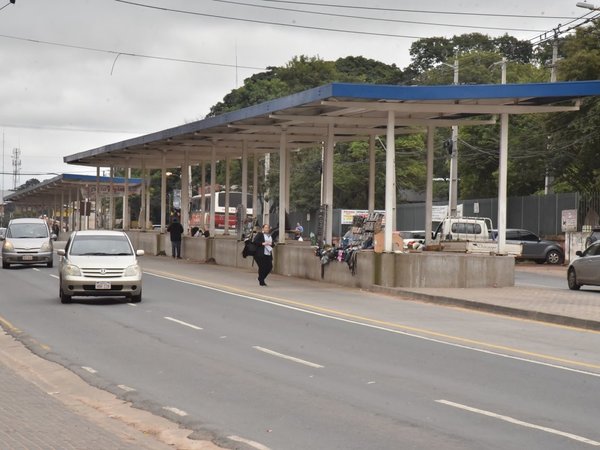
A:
[[269, 114, 496, 126], [320, 100, 580, 114]]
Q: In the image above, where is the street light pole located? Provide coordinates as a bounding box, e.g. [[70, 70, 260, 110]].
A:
[[441, 59, 460, 217]]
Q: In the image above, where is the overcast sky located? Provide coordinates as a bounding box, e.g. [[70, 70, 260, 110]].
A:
[[0, 0, 591, 191]]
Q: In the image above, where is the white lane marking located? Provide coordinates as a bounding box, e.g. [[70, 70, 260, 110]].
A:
[[228, 435, 272, 450], [253, 346, 324, 368], [127, 303, 138, 306], [33, 268, 40, 272], [117, 384, 136, 392], [49, 274, 59, 279], [164, 316, 203, 330], [81, 366, 97, 374], [162, 406, 188, 417], [436, 399, 600, 446], [146, 272, 600, 378]]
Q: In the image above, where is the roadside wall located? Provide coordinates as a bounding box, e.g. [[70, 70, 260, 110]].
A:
[[127, 230, 514, 289]]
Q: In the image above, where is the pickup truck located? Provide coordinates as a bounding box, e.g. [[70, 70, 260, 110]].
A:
[[431, 217, 521, 256]]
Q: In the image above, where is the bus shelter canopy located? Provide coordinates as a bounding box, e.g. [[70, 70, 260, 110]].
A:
[[62, 81, 600, 169], [4, 173, 143, 205]]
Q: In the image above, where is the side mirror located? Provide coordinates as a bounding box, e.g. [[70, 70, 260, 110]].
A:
[[57, 249, 65, 256], [51, 234, 58, 241], [136, 249, 145, 256], [576, 250, 583, 257]]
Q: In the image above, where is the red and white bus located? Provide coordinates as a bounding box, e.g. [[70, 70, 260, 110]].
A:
[[189, 191, 253, 232]]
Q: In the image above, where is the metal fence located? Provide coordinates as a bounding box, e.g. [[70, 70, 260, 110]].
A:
[[396, 192, 600, 238], [285, 192, 600, 240]]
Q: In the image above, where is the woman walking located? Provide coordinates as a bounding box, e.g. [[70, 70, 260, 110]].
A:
[[252, 223, 273, 286]]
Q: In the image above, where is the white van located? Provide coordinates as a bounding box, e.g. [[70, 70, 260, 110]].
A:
[[432, 217, 494, 243], [1, 218, 56, 269]]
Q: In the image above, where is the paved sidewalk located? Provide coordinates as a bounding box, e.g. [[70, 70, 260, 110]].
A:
[[0, 328, 221, 450], [1, 253, 599, 450]]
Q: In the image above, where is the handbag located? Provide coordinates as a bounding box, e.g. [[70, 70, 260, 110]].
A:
[[242, 239, 258, 258]]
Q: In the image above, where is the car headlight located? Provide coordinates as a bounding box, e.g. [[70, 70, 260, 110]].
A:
[[63, 264, 82, 277], [40, 241, 52, 252], [124, 264, 141, 277], [2, 241, 14, 252]]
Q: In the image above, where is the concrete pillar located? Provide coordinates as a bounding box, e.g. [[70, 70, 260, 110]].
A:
[[497, 113, 509, 254], [368, 135, 376, 214], [425, 126, 435, 246], [385, 110, 396, 253], [210, 146, 217, 235], [123, 166, 130, 230], [182, 151, 190, 235], [161, 156, 167, 232], [109, 167, 115, 230]]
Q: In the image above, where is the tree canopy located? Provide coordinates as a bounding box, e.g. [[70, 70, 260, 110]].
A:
[[200, 26, 600, 212]]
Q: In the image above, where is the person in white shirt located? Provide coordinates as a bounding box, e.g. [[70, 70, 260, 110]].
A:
[[252, 223, 273, 286]]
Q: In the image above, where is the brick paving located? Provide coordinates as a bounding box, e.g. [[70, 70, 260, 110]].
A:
[[0, 352, 169, 450]]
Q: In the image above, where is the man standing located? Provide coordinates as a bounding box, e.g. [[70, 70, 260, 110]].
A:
[[167, 217, 184, 259]]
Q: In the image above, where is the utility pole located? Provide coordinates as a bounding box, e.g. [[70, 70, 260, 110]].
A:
[[550, 31, 559, 83], [11, 147, 21, 190], [546, 32, 559, 193], [446, 59, 459, 217]]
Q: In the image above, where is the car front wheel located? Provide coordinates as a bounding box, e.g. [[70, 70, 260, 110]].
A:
[[545, 250, 563, 265], [60, 286, 72, 304], [567, 268, 581, 290], [130, 291, 142, 303]]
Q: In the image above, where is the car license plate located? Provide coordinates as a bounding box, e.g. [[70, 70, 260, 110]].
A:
[[21, 255, 33, 261], [95, 281, 111, 290]]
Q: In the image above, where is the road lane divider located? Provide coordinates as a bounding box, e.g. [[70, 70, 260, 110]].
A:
[[253, 346, 324, 369], [228, 435, 272, 450], [436, 399, 600, 446], [144, 271, 600, 376], [162, 406, 188, 417], [164, 316, 203, 330], [117, 384, 136, 392]]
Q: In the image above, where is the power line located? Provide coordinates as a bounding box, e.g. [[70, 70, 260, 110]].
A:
[[257, 0, 578, 20], [115, 0, 425, 39], [0, 33, 266, 71], [528, 11, 600, 45], [0, 121, 143, 134], [207, 0, 546, 33], [0, 1, 15, 13]]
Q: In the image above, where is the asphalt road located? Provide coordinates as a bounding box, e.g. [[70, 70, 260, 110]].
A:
[[1, 258, 599, 450]]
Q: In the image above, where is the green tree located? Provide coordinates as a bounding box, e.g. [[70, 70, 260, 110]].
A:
[[544, 19, 600, 193]]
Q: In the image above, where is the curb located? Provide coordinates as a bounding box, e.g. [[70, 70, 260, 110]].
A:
[[371, 285, 600, 331]]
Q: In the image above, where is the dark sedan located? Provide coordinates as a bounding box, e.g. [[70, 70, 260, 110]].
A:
[[505, 228, 564, 265]]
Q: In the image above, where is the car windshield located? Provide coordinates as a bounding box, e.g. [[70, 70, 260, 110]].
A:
[[70, 235, 133, 256], [8, 223, 49, 238]]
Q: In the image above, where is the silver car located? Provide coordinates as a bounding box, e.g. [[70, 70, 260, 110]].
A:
[[57, 230, 144, 304], [567, 241, 600, 290], [1, 218, 55, 269]]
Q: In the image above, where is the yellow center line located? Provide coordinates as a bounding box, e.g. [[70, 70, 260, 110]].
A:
[[145, 269, 600, 372]]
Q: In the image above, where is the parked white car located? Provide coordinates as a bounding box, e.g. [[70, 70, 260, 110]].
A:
[[57, 230, 144, 304]]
